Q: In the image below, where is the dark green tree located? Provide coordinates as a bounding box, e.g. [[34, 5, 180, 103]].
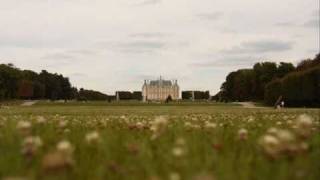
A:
[[253, 62, 278, 99]]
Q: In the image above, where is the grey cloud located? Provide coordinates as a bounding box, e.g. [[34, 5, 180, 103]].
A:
[[66, 49, 98, 55], [191, 55, 259, 68], [132, 74, 156, 81], [134, 0, 162, 6], [41, 49, 98, 61], [42, 59, 74, 68], [121, 41, 165, 49], [97, 40, 166, 54], [221, 40, 293, 54], [41, 53, 75, 60], [120, 41, 165, 54], [175, 41, 190, 47], [276, 10, 319, 28], [275, 20, 319, 28], [275, 22, 296, 27], [307, 49, 320, 55], [40, 52, 77, 68], [197, 12, 223, 20], [69, 73, 88, 78], [312, 9, 319, 17], [0, 35, 79, 49], [303, 19, 319, 28], [131, 74, 190, 83], [0, 37, 46, 48], [129, 32, 170, 38], [303, 9, 319, 28]]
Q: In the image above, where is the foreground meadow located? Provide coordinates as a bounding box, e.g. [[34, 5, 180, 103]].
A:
[[0, 102, 319, 180]]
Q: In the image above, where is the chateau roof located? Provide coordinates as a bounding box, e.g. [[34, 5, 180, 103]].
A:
[[149, 80, 173, 86]]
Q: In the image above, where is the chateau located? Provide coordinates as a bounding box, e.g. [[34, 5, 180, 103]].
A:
[[142, 77, 179, 101]]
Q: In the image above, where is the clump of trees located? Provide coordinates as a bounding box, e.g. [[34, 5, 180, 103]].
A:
[[218, 62, 294, 102], [77, 88, 109, 101], [182, 91, 210, 100], [0, 63, 108, 101], [217, 53, 320, 107], [0, 64, 76, 101], [116, 91, 142, 100]]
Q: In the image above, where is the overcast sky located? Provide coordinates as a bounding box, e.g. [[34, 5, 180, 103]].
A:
[[0, 0, 319, 94]]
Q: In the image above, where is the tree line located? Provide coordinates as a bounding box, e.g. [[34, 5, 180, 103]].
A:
[[182, 91, 210, 100], [216, 53, 320, 107], [265, 54, 320, 107], [0, 63, 108, 101]]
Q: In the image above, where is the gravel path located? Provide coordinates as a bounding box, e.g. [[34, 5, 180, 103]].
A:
[[237, 102, 267, 108], [21, 101, 38, 106]]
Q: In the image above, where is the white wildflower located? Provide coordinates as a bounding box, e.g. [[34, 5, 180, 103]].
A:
[[172, 147, 184, 157], [36, 116, 46, 124], [169, 172, 181, 180], [85, 131, 100, 144], [56, 140, 74, 155], [238, 128, 248, 140]]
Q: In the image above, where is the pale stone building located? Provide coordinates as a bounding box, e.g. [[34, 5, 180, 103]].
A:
[[142, 77, 179, 101]]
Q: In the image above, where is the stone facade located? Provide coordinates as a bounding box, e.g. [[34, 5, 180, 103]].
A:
[[142, 77, 179, 101]]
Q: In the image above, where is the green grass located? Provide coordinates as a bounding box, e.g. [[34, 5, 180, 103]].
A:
[[0, 102, 319, 180], [34, 100, 241, 107]]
